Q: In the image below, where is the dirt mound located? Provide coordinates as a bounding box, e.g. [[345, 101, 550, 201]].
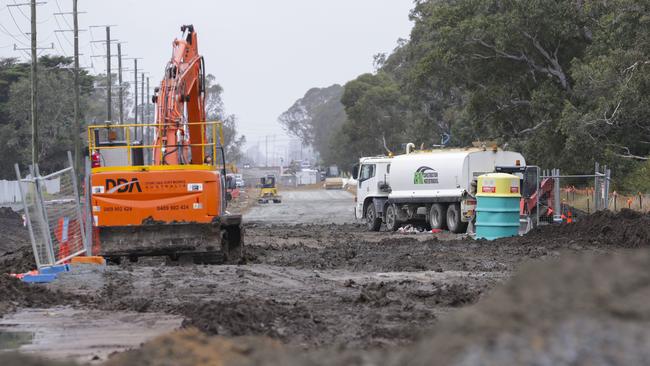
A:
[[0, 275, 78, 318], [0, 246, 36, 274], [0, 208, 30, 252], [178, 299, 323, 343], [0, 207, 35, 274], [0, 353, 76, 366], [389, 248, 650, 365], [545, 209, 650, 247], [503, 209, 650, 246], [104, 329, 283, 366]]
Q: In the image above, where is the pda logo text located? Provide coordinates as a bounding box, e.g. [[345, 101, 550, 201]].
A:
[[106, 178, 142, 193]]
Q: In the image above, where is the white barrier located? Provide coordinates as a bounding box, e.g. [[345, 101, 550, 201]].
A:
[[0, 178, 61, 204]]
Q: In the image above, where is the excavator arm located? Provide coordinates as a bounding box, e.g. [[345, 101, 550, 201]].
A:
[[153, 25, 207, 166]]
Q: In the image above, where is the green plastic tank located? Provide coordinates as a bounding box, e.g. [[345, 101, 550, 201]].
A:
[[475, 173, 521, 240]]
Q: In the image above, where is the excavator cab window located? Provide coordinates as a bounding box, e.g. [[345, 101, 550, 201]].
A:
[[261, 176, 276, 189]]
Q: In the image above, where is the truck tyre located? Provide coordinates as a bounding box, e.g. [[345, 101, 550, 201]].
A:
[[429, 204, 448, 230], [447, 203, 467, 233], [365, 203, 382, 232], [385, 204, 400, 231]]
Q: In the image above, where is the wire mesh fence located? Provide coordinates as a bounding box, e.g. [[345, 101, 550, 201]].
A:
[[16, 152, 88, 269], [536, 165, 611, 226]]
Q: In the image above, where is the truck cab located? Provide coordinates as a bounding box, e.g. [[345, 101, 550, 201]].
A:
[[352, 156, 392, 231]]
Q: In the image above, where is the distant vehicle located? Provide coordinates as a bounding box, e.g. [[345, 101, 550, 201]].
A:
[[243, 163, 251, 169], [258, 175, 281, 204], [324, 165, 344, 190], [300, 160, 311, 169], [234, 174, 245, 188]]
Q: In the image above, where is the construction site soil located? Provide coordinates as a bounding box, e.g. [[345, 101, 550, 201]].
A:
[[0, 207, 649, 364]]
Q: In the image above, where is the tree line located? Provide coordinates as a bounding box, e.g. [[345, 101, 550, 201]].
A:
[[0, 56, 245, 179], [280, 0, 649, 191]]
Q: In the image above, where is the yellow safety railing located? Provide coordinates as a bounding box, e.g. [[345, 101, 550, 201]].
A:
[[87, 121, 224, 171]]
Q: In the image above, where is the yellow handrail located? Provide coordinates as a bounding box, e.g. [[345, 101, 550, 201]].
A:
[[87, 121, 224, 168]]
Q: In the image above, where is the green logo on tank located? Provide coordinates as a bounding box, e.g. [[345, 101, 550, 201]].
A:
[[414, 166, 439, 184]]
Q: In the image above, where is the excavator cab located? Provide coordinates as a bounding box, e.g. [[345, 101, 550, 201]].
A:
[[258, 175, 281, 204]]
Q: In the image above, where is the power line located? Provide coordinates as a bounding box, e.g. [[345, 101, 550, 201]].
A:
[[6, 6, 29, 40], [0, 20, 29, 46]]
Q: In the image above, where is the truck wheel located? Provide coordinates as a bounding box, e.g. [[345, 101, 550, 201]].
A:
[[429, 204, 448, 230], [385, 204, 400, 231], [447, 203, 468, 233], [365, 203, 382, 232]]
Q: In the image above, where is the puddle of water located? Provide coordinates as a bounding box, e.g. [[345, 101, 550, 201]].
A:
[[0, 331, 34, 350]]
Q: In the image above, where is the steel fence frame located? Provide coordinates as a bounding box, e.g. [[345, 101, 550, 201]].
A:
[[15, 152, 89, 269], [536, 163, 611, 227]]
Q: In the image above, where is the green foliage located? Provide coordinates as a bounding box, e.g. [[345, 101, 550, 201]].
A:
[[621, 159, 650, 193], [204, 74, 246, 164], [278, 84, 346, 164], [0, 56, 94, 178], [329, 0, 649, 187]]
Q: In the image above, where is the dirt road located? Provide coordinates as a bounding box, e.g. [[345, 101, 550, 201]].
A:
[[1, 191, 649, 365], [244, 189, 355, 225]]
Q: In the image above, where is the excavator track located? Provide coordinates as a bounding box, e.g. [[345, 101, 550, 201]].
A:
[[100, 216, 244, 265]]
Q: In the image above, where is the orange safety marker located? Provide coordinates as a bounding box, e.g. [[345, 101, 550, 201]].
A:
[[56, 217, 71, 263], [567, 211, 573, 224], [71, 256, 106, 265]]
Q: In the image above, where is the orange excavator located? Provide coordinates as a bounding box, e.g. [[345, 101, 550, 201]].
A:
[[88, 25, 243, 263]]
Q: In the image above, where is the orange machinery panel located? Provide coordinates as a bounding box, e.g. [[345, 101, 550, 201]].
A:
[[90, 169, 221, 227]]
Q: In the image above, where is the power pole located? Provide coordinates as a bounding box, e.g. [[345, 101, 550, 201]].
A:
[[134, 59, 138, 138], [30, 0, 38, 168], [72, 0, 80, 173], [53, 1, 87, 174], [9, 1, 49, 167], [146, 77, 150, 123], [265, 136, 268, 167], [89, 25, 117, 122], [117, 43, 123, 123], [105, 26, 112, 122], [140, 72, 145, 141]]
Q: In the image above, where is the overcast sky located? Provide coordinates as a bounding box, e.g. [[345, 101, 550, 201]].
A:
[[0, 0, 414, 148]]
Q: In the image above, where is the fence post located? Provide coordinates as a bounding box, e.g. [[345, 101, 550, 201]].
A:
[[594, 162, 600, 210], [15, 164, 42, 269], [604, 167, 610, 211], [536, 166, 540, 228], [32, 164, 56, 265], [85, 156, 93, 255], [68, 151, 88, 257], [639, 192, 643, 211], [553, 168, 562, 223]]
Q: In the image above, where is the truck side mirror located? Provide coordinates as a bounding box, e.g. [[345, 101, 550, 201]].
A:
[[351, 164, 359, 180]]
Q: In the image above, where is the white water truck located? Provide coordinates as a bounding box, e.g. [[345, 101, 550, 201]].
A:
[[352, 146, 527, 233]]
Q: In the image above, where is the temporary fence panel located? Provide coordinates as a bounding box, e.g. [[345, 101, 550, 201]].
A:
[[16, 152, 88, 269], [537, 164, 611, 226]]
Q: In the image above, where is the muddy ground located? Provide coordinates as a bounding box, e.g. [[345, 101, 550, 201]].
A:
[[1, 190, 649, 364]]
